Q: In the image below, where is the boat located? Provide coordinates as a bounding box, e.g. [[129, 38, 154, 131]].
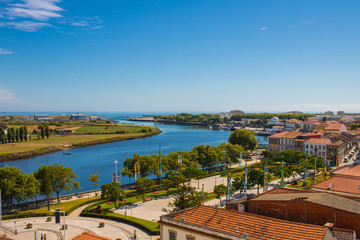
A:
[[63, 152, 71, 155]]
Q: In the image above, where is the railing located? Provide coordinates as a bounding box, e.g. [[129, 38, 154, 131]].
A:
[[0, 224, 16, 235]]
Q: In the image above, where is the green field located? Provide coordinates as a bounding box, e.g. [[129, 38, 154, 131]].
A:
[[75, 124, 153, 134], [2, 196, 101, 220], [0, 124, 161, 161]]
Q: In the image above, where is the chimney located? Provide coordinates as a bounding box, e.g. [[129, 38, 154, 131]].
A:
[[324, 223, 334, 229]]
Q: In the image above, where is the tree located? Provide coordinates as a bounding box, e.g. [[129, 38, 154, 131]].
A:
[[121, 167, 133, 184], [101, 183, 124, 208], [35, 165, 53, 210], [165, 171, 188, 191], [0, 166, 39, 209], [36, 163, 80, 203], [248, 168, 264, 194], [22, 173, 40, 206], [0, 128, 5, 144], [7, 128, 11, 143], [350, 123, 360, 130], [18, 127, 23, 141], [165, 187, 204, 212], [181, 166, 205, 180], [23, 126, 28, 141], [45, 125, 50, 138], [228, 129, 257, 151], [38, 125, 45, 139], [136, 177, 155, 202], [192, 145, 219, 170], [232, 174, 246, 195], [88, 173, 100, 193], [213, 184, 227, 205]]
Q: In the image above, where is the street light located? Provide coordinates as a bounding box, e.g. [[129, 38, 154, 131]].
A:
[[222, 149, 226, 176], [51, 209, 66, 240], [314, 146, 318, 184]]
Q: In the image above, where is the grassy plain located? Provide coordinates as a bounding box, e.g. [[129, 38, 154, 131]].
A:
[[0, 124, 161, 161]]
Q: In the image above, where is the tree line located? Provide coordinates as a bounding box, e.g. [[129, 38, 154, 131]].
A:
[[0, 164, 80, 211], [0, 123, 52, 144], [230, 113, 315, 121], [154, 113, 223, 124], [0, 126, 28, 144], [121, 142, 246, 181]]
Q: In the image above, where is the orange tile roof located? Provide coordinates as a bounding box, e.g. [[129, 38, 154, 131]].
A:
[[166, 205, 328, 240], [333, 164, 360, 178], [269, 131, 288, 138], [305, 138, 332, 144], [324, 124, 345, 131], [312, 176, 360, 195], [70, 232, 111, 240], [280, 132, 303, 139]]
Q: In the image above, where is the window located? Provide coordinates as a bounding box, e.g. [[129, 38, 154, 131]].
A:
[[186, 235, 196, 240], [169, 230, 177, 240]]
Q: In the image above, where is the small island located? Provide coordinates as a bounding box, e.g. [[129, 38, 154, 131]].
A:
[[0, 114, 161, 162]]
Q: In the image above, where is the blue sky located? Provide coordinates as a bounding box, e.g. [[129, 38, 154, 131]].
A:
[[1, 0, 360, 113]]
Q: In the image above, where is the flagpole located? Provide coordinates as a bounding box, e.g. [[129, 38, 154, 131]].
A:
[[0, 189, 2, 226], [159, 145, 162, 191]]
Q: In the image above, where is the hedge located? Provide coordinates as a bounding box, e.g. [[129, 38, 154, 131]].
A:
[[80, 212, 159, 235]]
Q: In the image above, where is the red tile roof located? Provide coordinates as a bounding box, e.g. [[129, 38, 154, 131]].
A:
[[312, 176, 360, 195], [269, 131, 288, 138], [166, 205, 328, 240], [280, 132, 303, 139], [333, 164, 360, 178], [305, 138, 332, 144], [70, 232, 111, 240], [324, 124, 345, 131]]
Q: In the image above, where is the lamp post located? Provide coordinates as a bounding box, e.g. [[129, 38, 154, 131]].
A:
[[304, 156, 308, 189], [314, 146, 318, 184], [51, 209, 65, 240], [222, 149, 226, 176], [0, 190, 2, 226]]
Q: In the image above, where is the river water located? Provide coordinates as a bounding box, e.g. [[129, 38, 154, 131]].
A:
[[0, 113, 268, 194]]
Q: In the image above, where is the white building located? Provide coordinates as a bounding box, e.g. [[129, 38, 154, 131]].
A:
[[304, 138, 332, 157]]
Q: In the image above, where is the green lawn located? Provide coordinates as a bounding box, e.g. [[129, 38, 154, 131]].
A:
[[75, 125, 155, 134], [288, 171, 331, 189], [2, 196, 101, 220]]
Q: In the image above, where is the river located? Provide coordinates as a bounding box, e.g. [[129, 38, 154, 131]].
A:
[[0, 113, 268, 194]]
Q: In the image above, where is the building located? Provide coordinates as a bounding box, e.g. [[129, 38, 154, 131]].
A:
[[268, 131, 288, 151], [268, 116, 282, 125], [70, 232, 111, 240], [70, 114, 86, 121], [303, 138, 331, 157], [245, 188, 359, 237], [324, 123, 347, 134], [279, 132, 303, 151], [337, 111, 345, 116], [0, 123, 8, 134], [301, 119, 317, 132], [312, 164, 360, 197], [159, 205, 349, 240]]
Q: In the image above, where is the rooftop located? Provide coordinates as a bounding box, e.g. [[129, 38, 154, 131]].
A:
[[248, 192, 360, 215], [311, 176, 360, 196], [324, 124, 346, 131], [333, 164, 360, 178], [280, 132, 303, 139], [162, 205, 330, 240], [305, 138, 332, 144], [269, 131, 289, 138], [70, 232, 112, 240]]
